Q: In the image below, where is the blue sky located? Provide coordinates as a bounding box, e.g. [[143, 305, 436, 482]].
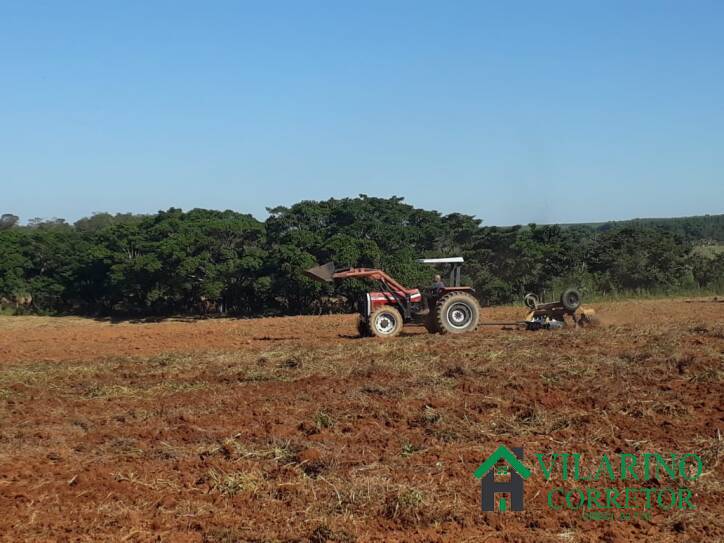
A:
[[1, 1, 722, 225]]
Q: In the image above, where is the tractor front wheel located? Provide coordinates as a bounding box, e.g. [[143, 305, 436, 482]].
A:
[[435, 292, 480, 334], [368, 306, 403, 338]]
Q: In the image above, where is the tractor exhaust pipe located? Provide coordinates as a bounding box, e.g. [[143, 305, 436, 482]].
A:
[[304, 262, 336, 283]]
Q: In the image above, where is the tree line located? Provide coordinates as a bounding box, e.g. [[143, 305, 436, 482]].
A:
[[1, 197, 722, 316], [564, 214, 724, 243]]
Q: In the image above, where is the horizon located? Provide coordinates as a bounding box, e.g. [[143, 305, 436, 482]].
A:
[[7, 200, 722, 229]]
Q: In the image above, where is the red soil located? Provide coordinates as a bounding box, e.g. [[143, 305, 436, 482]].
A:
[[0, 298, 722, 542]]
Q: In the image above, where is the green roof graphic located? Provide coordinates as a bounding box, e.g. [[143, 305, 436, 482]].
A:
[[474, 445, 531, 479]]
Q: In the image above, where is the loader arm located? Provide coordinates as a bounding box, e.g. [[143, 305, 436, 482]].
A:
[[305, 262, 410, 293], [330, 268, 409, 293]]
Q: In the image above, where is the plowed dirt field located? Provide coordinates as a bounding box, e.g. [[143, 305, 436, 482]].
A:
[[0, 298, 722, 542]]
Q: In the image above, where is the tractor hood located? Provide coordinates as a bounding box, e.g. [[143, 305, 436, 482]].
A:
[[304, 262, 336, 283]]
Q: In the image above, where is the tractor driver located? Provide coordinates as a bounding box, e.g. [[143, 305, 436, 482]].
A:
[[432, 274, 446, 293]]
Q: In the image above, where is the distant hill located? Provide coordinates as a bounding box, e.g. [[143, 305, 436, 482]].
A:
[[559, 213, 724, 243]]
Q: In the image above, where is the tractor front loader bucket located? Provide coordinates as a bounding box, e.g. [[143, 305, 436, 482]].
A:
[[304, 262, 336, 283]]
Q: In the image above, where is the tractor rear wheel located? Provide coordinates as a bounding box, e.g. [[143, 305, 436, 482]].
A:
[[424, 313, 440, 334], [368, 306, 403, 338], [435, 292, 480, 334]]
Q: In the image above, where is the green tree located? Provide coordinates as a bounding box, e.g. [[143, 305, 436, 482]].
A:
[[588, 227, 693, 292]]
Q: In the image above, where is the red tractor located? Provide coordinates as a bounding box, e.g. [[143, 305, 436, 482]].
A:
[[305, 257, 481, 338]]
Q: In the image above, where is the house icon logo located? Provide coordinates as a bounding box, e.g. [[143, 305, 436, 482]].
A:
[[474, 445, 531, 512]]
